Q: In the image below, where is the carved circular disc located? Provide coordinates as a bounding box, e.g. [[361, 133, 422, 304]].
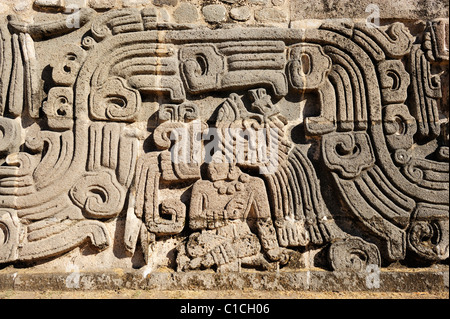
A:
[[0, 211, 19, 263], [328, 237, 381, 271]]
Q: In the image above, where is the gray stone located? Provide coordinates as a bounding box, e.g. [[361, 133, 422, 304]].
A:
[[230, 6, 252, 21], [122, 0, 148, 7], [254, 7, 287, 22], [173, 2, 199, 23], [152, 0, 178, 7], [14, 0, 31, 11], [202, 4, 227, 23], [0, 1, 448, 288], [34, 0, 64, 8], [65, 0, 88, 8], [290, 0, 449, 20], [248, 0, 269, 5], [89, 0, 117, 9], [0, 269, 448, 292]]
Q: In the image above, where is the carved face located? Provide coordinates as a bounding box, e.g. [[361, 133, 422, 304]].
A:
[[207, 162, 230, 181], [207, 162, 242, 182]]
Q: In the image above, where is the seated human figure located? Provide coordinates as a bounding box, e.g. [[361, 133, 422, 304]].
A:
[[178, 161, 290, 272]]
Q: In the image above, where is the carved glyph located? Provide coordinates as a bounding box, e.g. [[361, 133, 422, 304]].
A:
[[0, 6, 448, 272]]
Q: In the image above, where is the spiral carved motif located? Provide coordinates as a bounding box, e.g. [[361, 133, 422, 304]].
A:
[[0, 6, 447, 273]]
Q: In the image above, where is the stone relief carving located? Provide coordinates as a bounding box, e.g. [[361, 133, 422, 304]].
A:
[[0, 8, 448, 272]]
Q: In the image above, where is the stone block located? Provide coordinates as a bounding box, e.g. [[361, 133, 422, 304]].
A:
[[88, 0, 117, 10], [255, 7, 288, 23], [34, 0, 64, 8], [202, 4, 227, 23], [173, 2, 199, 23], [0, 1, 447, 292], [153, 0, 178, 7], [230, 6, 252, 21]]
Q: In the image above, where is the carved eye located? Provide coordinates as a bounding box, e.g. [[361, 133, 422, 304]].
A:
[[106, 96, 127, 108], [88, 187, 108, 204], [430, 75, 441, 89], [394, 117, 405, 135], [66, 53, 77, 61], [0, 222, 9, 245], [56, 97, 70, 116], [58, 97, 68, 105], [336, 143, 359, 156], [300, 53, 311, 75], [160, 206, 176, 221], [63, 54, 77, 73], [195, 55, 208, 76], [386, 71, 400, 90]]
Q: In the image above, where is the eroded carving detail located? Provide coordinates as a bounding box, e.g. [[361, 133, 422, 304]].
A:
[[0, 8, 447, 273]]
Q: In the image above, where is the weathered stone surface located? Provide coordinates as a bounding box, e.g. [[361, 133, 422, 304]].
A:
[[290, 0, 449, 20], [0, 268, 448, 292], [173, 2, 198, 23], [89, 0, 117, 10], [122, 0, 150, 8], [248, 0, 269, 5], [34, 0, 64, 8], [230, 6, 252, 21], [202, 4, 227, 23], [221, 0, 238, 4], [153, 0, 179, 7], [272, 0, 285, 6], [255, 7, 288, 23], [0, 0, 448, 292]]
